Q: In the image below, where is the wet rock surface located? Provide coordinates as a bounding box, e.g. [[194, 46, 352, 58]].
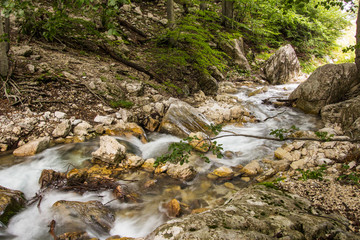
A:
[[13, 136, 50, 156], [52, 200, 115, 235], [159, 99, 212, 138], [147, 185, 359, 240], [91, 136, 126, 164], [0, 186, 26, 225]]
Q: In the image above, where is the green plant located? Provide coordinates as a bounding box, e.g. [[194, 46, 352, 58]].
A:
[[270, 125, 299, 140], [153, 8, 234, 77], [297, 165, 327, 181], [109, 100, 134, 109], [233, 0, 350, 59], [154, 125, 224, 167], [315, 131, 334, 141], [258, 177, 285, 189], [0, 0, 129, 42], [337, 164, 360, 185]]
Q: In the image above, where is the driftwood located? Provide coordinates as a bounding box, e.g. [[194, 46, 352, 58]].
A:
[[49, 220, 57, 240]]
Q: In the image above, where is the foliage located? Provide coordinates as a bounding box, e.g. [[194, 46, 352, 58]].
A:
[[233, 0, 351, 58], [0, 0, 129, 42], [270, 125, 299, 140], [315, 131, 334, 141], [153, 8, 237, 76], [337, 168, 360, 185], [209, 123, 223, 135], [297, 164, 327, 180], [154, 125, 224, 167], [109, 99, 134, 109], [257, 177, 285, 189]]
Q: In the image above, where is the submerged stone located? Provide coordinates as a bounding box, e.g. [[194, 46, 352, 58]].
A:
[[52, 200, 115, 235]]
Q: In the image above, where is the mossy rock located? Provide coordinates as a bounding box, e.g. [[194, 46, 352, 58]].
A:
[[0, 186, 26, 225]]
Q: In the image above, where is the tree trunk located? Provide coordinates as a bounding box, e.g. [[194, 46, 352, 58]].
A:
[[221, 0, 234, 28], [167, 0, 175, 30], [355, 0, 360, 74], [4, 16, 9, 53], [200, 0, 207, 10], [0, 10, 9, 78]]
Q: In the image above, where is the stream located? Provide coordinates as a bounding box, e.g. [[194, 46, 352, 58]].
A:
[[0, 83, 322, 239]]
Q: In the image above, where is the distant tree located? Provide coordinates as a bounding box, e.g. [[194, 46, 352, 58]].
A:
[[0, 9, 9, 78], [290, 0, 360, 71], [167, 0, 175, 29], [222, 0, 234, 27]]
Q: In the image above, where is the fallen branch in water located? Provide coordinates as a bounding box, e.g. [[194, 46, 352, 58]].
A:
[[156, 125, 360, 166], [49, 220, 57, 240], [213, 130, 360, 143]]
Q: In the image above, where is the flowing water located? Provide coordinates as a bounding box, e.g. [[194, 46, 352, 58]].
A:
[[0, 83, 322, 239]]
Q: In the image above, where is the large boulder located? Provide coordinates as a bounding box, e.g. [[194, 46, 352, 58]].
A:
[[52, 200, 115, 235], [159, 100, 212, 138], [198, 74, 219, 95], [321, 95, 360, 138], [146, 185, 358, 240], [0, 186, 26, 225], [289, 63, 358, 114], [263, 44, 300, 84], [220, 38, 251, 71], [91, 136, 126, 164], [13, 136, 50, 157]]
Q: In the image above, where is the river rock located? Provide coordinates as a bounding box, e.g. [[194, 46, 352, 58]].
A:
[[188, 132, 211, 153], [94, 115, 114, 125], [212, 166, 233, 178], [165, 199, 181, 218], [13, 136, 50, 157], [57, 231, 95, 240], [55, 111, 67, 119], [289, 63, 358, 114], [122, 154, 145, 168], [271, 159, 291, 172], [263, 44, 300, 84], [91, 136, 126, 163], [52, 200, 115, 234], [274, 147, 293, 161], [160, 100, 212, 138], [0, 186, 26, 225], [142, 158, 156, 172], [166, 163, 196, 181], [52, 119, 71, 138], [290, 158, 308, 170], [321, 95, 360, 137], [73, 121, 93, 136], [241, 160, 262, 176], [146, 185, 358, 240]]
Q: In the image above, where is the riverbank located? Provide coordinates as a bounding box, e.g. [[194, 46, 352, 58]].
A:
[[1, 76, 360, 239]]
